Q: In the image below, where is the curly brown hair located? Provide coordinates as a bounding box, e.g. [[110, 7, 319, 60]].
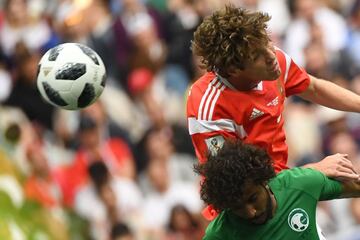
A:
[[192, 5, 271, 77], [194, 139, 275, 212]]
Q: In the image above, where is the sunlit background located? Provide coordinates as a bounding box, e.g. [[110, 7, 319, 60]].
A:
[[1, 0, 360, 239]]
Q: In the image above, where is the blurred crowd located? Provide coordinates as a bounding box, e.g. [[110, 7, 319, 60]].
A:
[[1, 0, 360, 239]]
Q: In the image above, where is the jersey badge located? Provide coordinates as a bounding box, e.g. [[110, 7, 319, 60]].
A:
[[205, 135, 225, 156], [288, 208, 309, 232]]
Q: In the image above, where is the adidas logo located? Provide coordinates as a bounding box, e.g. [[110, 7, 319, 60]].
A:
[[250, 108, 264, 121], [267, 96, 279, 107]]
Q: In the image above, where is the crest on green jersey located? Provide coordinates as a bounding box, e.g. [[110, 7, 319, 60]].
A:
[[287, 208, 309, 232]]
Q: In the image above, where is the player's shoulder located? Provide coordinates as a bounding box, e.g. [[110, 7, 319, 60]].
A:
[[204, 211, 232, 240], [187, 72, 230, 119], [272, 168, 326, 188], [275, 47, 291, 67], [188, 72, 218, 96]]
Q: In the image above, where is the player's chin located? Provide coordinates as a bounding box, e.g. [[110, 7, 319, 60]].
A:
[[268, 70, 281, 80], [250, 213, 268, 225]]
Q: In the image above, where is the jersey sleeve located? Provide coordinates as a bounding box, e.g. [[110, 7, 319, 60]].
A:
[[188, 120, 238, 163], [277, 49, 311, 97], [282, 168, 342, 201], [186, 81, 239, 163], [202, 216, 227, 240]]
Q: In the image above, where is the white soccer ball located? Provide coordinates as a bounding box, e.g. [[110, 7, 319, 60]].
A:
[[36, 43, 106, 110]]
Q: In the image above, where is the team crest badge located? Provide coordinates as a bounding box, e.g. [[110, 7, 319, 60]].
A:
[[288, 208, 309, 232], [205, 135, 225, 156]]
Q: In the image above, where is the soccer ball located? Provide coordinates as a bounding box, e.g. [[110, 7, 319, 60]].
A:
[[36, 43, 106, 110]]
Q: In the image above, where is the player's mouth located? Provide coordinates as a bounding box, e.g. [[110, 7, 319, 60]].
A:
[[268, 60, 279, 73], [251, 212, 267, 225]]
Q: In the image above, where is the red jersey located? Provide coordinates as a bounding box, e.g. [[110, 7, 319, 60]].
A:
[[187, 49, 310, 172]]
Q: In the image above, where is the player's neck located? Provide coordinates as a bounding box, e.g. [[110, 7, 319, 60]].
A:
[[227, 75, 260, 91]]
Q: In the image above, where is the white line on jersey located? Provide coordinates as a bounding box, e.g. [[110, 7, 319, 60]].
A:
[[267, 96, 279, 107], [198, 77, 225, 121], [208, 85, 226, 120], [197, 78, 218, 120], [275, 47, 291, 83], [188, 117, 247, 138]]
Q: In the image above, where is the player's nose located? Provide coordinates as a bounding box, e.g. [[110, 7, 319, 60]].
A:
[[265, 49, 276, 64], [244, 204, 257, 218]]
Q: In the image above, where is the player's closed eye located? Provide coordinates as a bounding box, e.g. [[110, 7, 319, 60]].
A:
[[249, 193, 258, 203]]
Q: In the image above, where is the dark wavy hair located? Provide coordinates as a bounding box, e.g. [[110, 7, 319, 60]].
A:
[[194, 140, 275, 212], [192, 5, 271, 77]]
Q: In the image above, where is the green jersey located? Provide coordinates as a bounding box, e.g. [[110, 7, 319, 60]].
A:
[[203, 168, 343, 240]]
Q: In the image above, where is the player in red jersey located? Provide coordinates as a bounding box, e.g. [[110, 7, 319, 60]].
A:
[[187, 5, 360, 220]]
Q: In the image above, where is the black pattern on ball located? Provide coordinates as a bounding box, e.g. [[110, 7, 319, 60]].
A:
[[48, 45, 63, 61], [76, 44, 99, 65], [37, 64, 41, 78], [101, 73, 106, 87], [78, 83, 95, 108], [55, 63, 86, 80], [42, 82, 68, 106]]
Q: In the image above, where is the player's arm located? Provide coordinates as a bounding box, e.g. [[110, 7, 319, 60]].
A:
[[187, 116, 239, 162], [190, 131, 237, 163], [320, 172, 360, 199], [303, 153, 360, 181], [339, 180, 360, 198], [298, 75, 360, 112]]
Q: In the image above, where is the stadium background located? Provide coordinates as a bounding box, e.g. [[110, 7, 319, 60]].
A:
[[1, 0, 360, 239]]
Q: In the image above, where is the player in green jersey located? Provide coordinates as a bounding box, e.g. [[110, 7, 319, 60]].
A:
[[194, 140, 360, 240]]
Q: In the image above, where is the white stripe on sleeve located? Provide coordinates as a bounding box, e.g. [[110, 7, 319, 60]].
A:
[[188, 117, 247, 138]]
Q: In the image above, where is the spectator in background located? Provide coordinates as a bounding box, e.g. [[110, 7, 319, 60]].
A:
[[75, 161, 142, 240], [127, 11, 166, 76], [304, 41, 333, 80], [81, 100, 133, 149], [166, 204, 204, 240], [54, 0, 92, 43], [284, 0, 347, 66], [317, 106, 348, 156], [141, 154, 202, 238], [24, 142, 62, 209], [317, 131, 360, 239], [74, 115, 136, 180], [164, 0, 201, 80], [53, 100, 134, 151], [57, 115, 135, 207], [338, 0, 360, 81], [85, 0, 125, 82], [137, 126, 197, 188], [111, 0, 165, 89], [0, 47, 12, 102], [239, 0, 291, 46], [111, 222, 135, 240], [0, 0, 56, 58], [127, 67, 185, 132], [122, 0, 189, 97], [4, 42, 55, 130]]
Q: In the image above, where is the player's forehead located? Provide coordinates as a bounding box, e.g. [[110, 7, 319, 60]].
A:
[[235, 181, 262, 202], [243, 181, 262, 193]]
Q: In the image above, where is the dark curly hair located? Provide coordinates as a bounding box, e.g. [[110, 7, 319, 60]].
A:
[[192, 5, 271, 77], [194, 140, 275, 212]]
